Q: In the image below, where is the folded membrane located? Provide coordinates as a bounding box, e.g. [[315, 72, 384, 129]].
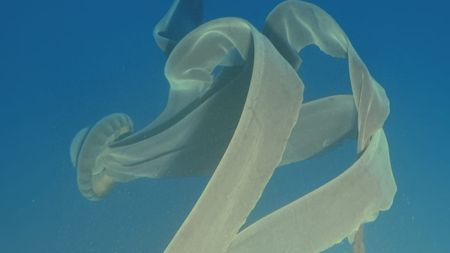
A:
[[70, 0, 396, 252]]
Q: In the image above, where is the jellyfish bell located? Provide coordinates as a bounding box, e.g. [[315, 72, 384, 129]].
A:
[[71, 113, 133, 200]]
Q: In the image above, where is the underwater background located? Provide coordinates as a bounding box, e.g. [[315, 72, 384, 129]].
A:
[[1, 0, 449, 252]]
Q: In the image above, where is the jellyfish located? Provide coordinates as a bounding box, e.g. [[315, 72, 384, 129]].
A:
[[70, 1, 396, 252]]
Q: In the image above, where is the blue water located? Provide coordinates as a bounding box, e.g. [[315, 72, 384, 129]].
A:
[[1, 0, 449, 252]]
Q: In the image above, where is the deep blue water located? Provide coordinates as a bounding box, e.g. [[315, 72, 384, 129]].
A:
[[1, 0, 449, 252]]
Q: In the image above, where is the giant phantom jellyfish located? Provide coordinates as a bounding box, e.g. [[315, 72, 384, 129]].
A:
[[70, 0, 397, 252]]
